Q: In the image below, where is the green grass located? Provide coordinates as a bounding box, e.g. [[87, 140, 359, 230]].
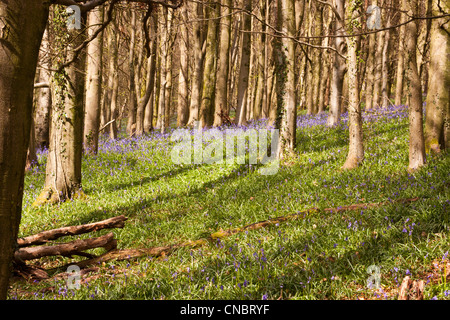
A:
[[11, 106, 450, 300]]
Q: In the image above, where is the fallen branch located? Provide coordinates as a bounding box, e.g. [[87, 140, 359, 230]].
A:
[[17, 215, 127, 247], [74, 197, 421, 268], [14, 232, 117, 262]]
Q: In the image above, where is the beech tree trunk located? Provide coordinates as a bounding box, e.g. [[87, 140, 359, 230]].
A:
[[126, 9, 137, 135], [177, 4, 190, 127], [35, 27, 52, 150], [187, 1, 205, 126], [84, 6, 104, 154], [342, 0, 364, 170], [35, 7, 87, 205], [405, 0, 426, 171], [395, 4, 407, 106], [214, 0, 233, 126], [199, 2, 219, 128], [277, 0, 297, 159], [327, 0, 346, 127], [424, 0, 450, 153], [235, 0, 252, 125], [0, 0, 49, 300]]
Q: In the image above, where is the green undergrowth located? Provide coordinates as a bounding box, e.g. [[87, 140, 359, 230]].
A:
[[12, 108, 450, 300]]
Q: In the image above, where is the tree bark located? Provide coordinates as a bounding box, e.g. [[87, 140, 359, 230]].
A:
[[15, 233, 116, 262], [342, 0, 364, 170], [405, 0, 426, 171], [214, 0, 233, 126], [127, 9, 137, 135], [187, 0, 205, 126], [144, 15, 158, 133], [0, 0, 49, 300], [327, 0, 346, 127], [35, 7, 87, 206], [424, 0, 450, 153], [35, 27, 52, 150], [235, 0, 252, 125], [18, 216, 127, 248], [199, 2, 219, 128], [277, 0, 297, 159], [177, 4, 190, 127], [394, 4, 407, 106], [136, 14, 157, 136], [84, 6, 104, 154]]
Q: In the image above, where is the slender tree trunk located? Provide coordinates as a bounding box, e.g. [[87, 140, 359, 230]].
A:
[[136, 23, 157, 136], [327, 0, 346, 126], [277, 0, 297, 158], [109, 27, 120, 140], [0, 0, 49, 299], [342, 0, 364, 170], [127, 9, 137, 135], [395, 4, 407, 106], [405, 0, 426, 171], [214, 0, 232, 126], [199, 2, 219, 128], [84, 6, 104, 154], [35, 27, 52, 150], [187, 1, 205, 126], [425, 0, 450, 153], [381, 9, 392, 108], [163, 8, 174, 130], [178, 5, 190, 127], [235, 0, 252, 125], [372, 3, 384, 108], [144, 15, 158, 133]]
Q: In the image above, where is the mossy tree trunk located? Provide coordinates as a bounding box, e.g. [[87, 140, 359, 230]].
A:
[[35, 6, 87, 206]]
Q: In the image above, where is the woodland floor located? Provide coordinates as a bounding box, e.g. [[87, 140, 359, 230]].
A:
[[10, 105, 450, 300]]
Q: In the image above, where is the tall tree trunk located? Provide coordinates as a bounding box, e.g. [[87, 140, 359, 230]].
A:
[[84, 6, 104, 154], [214, 0, 232, 126], [277, 0, 297, 159], [199, 2, 219, 128], [372, 2, 384, 108], [405, 0, 426, 171], [425, 0, 450, 153], [327, 0, 346, 126], [35, 27, 52, 150], [35, 7, 87, 205], [144, 15, 158, 133], [394, 3, 407, 106], [365, 30, 376, 110], [127, 9, 137, 135], [178, 4, 190, 127], [381, 7, 392, 108], [109, 26, 120, 140], [163, 8, 174, 131], [136, 25, 157, 136], [187, 0, 205, 126], [0, 0, 49, 299], [235, 0, 252, 125], [342, 0, 364, 170]]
